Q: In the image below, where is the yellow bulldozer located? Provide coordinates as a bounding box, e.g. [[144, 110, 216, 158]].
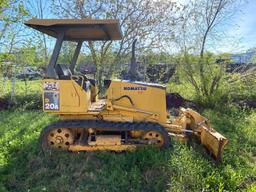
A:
[[25, 19, 228, 161]]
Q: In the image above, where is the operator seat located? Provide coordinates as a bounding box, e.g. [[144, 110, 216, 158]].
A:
[[56, 64, 72, 79], [56, 64, 90, 91]]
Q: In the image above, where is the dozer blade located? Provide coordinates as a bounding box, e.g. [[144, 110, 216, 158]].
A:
[[177, 108, 229, 162], [200, 126, 228, 162]]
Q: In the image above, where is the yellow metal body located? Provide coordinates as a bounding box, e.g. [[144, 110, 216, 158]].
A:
[[42, 78, 228, 161], [43, 79, 91, 113], [105, 80, 167, 123], [88, 135, 121, 146], [69, 144, 137, 152], [43, 79, 167, 123]]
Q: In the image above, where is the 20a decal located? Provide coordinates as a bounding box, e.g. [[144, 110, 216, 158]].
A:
[[44, 103, 59, 110]]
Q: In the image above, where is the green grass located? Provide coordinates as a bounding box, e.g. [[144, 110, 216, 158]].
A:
[[0, 108, 255, 192], [0, 79, 41, 97], [0, 79, 42, 110], [0, 79, 255, 191]]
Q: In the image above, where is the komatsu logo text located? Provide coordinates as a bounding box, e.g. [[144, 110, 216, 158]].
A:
[[123, 87, 147, 91]]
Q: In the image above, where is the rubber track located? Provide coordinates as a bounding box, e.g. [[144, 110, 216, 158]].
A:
[[40, 120, 170, 149]]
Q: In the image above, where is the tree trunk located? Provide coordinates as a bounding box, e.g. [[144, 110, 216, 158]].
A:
[[10, 65, 16, 104]]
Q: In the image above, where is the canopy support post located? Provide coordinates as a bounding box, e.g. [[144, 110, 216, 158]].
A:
[[70, 41, 83, 74], [46, 32, 64, 79]]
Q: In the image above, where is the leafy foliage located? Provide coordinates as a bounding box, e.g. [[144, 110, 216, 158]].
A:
[[0, 80, 41, 109]]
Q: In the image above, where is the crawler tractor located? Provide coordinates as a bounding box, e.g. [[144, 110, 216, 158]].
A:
[[25, 19, 228, 161]]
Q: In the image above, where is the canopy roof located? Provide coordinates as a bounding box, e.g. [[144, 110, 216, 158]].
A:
[[25, 19, 122, 41]]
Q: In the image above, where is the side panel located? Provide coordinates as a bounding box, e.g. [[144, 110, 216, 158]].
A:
[[106, 80, 167, 123], [43, 80, 91, 113]]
